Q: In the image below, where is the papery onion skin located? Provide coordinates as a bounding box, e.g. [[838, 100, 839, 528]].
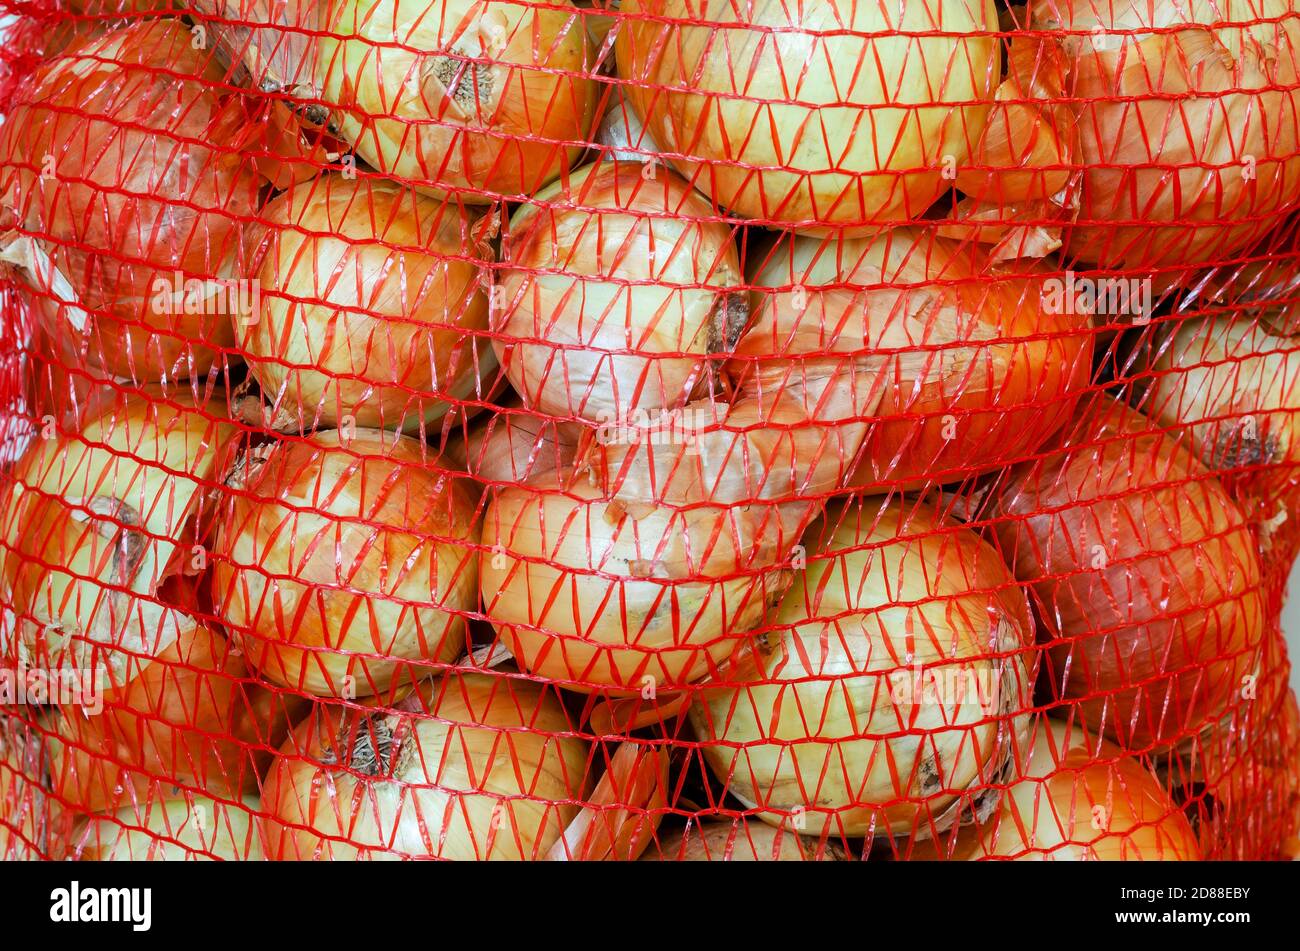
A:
[[1143, 315, 1300, 512], [480, 467, 791, 694], [0, 19, 262, 381], [461, 408, 582, 488], [908, 718, 1202, 860], [736, 227, 1093, 493], [262, 672, 590, 860], [212, 428, 479, 699], [616, 0, 1000, 234], [993, 397, 1265, 751], [690, 499, 1034, 838], [0, 718, 53, 860], [66, 794, 264, 861], [496, 161, 742, 423], [243, 174, 494, 434], [0, 386, 240, 655], [643, 819, 841, 861], [316, 0, 598, 202], [1038, 0, 1300, 271]]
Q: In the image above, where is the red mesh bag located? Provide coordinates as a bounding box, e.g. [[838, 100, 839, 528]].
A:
[[0, 0, 1297, 863]]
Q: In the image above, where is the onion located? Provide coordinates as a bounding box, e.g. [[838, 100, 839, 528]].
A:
[[1142, 315, 1300, 512], [315, 0, 599, 202], [460, 406, 582, 488], [0, 385, 240, 659], [615, 0, 1001, 234], [1035, 0, 1300, 271], [480, 467, 793, 694], [262, 672, 591, 859], [644, 819, 843, 861], [0, 717, 53, 861], [240, 174, 495, 434], [0, 19, 263, 381], [993, 396, 1265, 751], [65, 793, 264, 860], [212, 428, 479, 699], [908, 717, 1202, 860], [689, 498, 1034, 839], [495, 161, 744, 423], [736, 227, 1093, 493]]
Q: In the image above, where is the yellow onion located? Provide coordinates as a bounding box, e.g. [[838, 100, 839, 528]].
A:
[[690, 498, 1034, 839], [1142, 315, 1300, 512], [0, 386, 240, 661], [993, 397, 1265, 751], [480, 467, 792, 694], [0, 717, 54, 861], [240, 174, 494, 434], [908, 718, 1202, 860], [736, 227, 1093, 493], [262, 672, 591, 859], [316, 0, 599, 201], [460, 407, 582, 488], [66, 793, 264, 860], [643, 819, 843, 861], [0, 19, 263, 381], [496, 161, 744, 423], [616, 0, 1000, 234], [212, 428, 479, 699], [1035, 0, 1300, 271]]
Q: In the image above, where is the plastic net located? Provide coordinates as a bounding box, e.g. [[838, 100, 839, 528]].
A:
[[0, 0, 1298, 862]]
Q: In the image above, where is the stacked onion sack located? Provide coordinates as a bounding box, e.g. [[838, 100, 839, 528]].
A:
[[0, 0, 1297, 863]]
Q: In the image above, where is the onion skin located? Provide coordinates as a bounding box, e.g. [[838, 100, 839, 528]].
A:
[[908, 718, 1202, 860], [213, 428, 479, 699], [690, 499, 1034, 839], [496, 161, 742, 423], [461, 409, 582, 488], [0, 19, 262, 381], [66, 794, 264, 861], [262, 672, 591, 860], [316, 0, 598, 202], [736, 228, 1093, 493], [616, 0, 1000, 234], [993, 397, 1265, 751], [1037, 0, 1300, 271], [644, 820, 841, 861], [480, 468, 792, 694], [0, 386, 241, 657], [243, 174, 494, 434], [1143, 316, 1300, 511], [0, 718, 53, 861]]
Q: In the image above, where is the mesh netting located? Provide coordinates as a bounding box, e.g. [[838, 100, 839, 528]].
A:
[[0, 0, 1298, 862]]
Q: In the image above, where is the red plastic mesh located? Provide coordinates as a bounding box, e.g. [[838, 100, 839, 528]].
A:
[[0, 0, 1297, 862]]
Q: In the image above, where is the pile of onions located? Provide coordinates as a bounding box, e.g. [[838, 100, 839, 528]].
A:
[[1037, 0, 1300, 271], [64, 793, 265, 861], [0, 19, 263, 381], [689, 498, 1034, 839], [0, 386, 240, 659], [315, 0, 599, 201], [495, 161, 744, 423], [994, 397, 1265, 751], [1142, 315, 1300, 512], [644, 819, 843, 861], [909, 718, 1202, 860], [615, 0, 1001, 233], [480, 467, 792, 693], [0, 718, 53, 861], [212, 428, 480, 699], [734, 227, 1093, 493], [241, 174, 494, 434], [262, 672, 590, 859]]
